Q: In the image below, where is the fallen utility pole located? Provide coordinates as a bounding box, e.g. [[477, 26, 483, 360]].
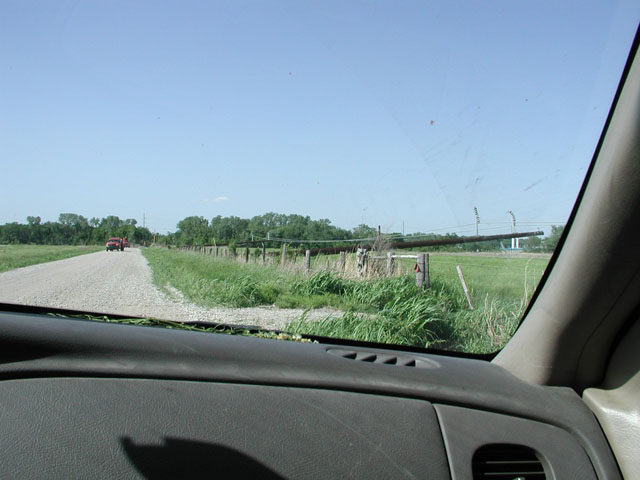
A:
[[303, 231, 544, 257]]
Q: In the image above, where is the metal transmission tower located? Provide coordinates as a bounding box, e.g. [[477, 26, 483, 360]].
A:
[[507, 210, 519, 249], [473, 207, 480, 236]]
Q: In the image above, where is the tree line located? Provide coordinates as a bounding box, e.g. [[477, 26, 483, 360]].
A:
[[0, 214, 153, 245], [166, 213, 365, 248]]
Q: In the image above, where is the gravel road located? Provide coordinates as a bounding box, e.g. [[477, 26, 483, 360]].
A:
[[0, 248, 338, 330]]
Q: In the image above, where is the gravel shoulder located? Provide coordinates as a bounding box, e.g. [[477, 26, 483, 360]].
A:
[[0, 248, 337, 331]]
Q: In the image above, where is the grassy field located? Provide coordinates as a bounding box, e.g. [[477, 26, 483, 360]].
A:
[[0, 245, 103, 273], [142, 248, 550, 353]]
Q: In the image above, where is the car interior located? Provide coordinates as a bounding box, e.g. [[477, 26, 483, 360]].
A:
[[0, 19, 638, 480]]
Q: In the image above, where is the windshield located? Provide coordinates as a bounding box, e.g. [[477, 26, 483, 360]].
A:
[[1, 1, 638, 353]]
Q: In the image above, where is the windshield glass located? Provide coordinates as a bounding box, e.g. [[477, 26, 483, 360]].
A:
[[1, 1, 638, 353]]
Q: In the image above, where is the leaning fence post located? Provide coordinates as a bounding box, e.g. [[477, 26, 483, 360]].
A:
[[281, 243, 287, 267], [245, 247, 249, 263], [456, 265, 474, 309], [305, 250, 311, 274]]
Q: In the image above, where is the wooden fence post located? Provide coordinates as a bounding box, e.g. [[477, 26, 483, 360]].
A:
[[262, 243, 266, 264], [416, 253, 424, 288], [215, 246, 218, 257], [386, 252, 395, 276], [456, 265, 474, 309], [339, 251, 346, 273], [425, 253, 430, 289], [356, 248, 368, 276], [244, 247, 249, 263], [281, 243, 287, 267], [415, 253, 430, 289], [305, 250, 311, 274]]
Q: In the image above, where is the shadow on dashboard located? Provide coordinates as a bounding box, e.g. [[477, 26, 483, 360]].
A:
[[121, 436, 284, 479]]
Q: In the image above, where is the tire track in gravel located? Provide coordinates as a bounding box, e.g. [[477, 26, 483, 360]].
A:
[[0, 248, 338, 330]]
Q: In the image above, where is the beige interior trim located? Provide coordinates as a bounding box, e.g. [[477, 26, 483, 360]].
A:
[[583, 317, 640, 480]]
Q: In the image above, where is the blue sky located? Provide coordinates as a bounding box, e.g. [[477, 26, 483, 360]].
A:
[[1, 1, 638, 235]]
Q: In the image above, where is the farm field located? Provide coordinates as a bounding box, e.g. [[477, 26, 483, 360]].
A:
[[0, 245, 103, 273], [142, 247, 550, 353]]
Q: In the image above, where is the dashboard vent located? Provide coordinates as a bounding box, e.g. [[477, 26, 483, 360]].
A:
[[472, 444, 545, 479], [327, 348, 420, 367]]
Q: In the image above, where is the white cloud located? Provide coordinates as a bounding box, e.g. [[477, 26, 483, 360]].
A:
[[202, 196, 229, 204]]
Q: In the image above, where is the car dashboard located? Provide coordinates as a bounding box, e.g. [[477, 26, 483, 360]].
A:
[[0, 310, 619, 479]]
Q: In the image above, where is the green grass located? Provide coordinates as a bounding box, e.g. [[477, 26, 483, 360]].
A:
[[143, 247, 292, 308], [0, 244, 103, 273], [420, 254, 547, 302], [142, 247, 550, 353]]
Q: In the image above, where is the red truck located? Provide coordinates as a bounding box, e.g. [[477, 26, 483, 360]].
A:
[[105, 238, 124, 252]]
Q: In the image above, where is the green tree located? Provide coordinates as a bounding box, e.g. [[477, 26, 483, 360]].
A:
[[542, 225, 565, 253], [25, 216, 43, 244], [131, 226, 152, 245], [0, 222, 28, 244], [58, 213, 91, 244], [522, 236, 543, 252], [26, 216, 41, 226], [351, 224, 377, 239], [177, 216, 210, 245]]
